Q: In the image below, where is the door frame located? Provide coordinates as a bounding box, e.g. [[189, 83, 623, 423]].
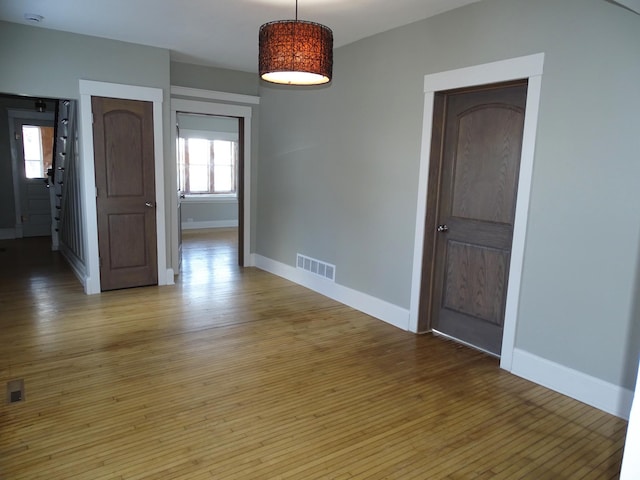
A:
[[408, 53, 545, 371], [7, 109, 55, 239], [169, 90, 257, 272], [79, 80, 168, 294]]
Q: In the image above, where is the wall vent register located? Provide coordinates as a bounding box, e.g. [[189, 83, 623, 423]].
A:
[[7, 379, 25, 404], [296, 254, 335, 282]]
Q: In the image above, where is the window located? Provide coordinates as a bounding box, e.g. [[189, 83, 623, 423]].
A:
[[22, 125, 54, 179], [178, 137, 237, 195]]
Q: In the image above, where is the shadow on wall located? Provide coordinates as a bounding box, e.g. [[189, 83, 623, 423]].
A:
[[622, 239, 640, 399]]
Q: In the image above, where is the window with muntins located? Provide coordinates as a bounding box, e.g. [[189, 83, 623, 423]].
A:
[[22, 125, 54, 179], [178, 137, 237, 195]]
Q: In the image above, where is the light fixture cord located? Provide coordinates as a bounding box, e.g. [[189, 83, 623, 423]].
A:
[[295, 0, 298, 21]]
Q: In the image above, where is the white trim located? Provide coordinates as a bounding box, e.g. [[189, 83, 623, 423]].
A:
[[254, 254, 410, 331], [180, 195, 238, 204], [423, 54, 545, 92], [182, 220, 239, 230], [171, 98, 253, 272], [165, 268, 175, 285], [79, 80, 167, 294], [620, 360, 640, 478], [409, 90, 436, 332], [60, 243, 87, 289], [611, 0, 640, 15], [0, 228, 16, 240], [171, 86, 260, 105], [179, 128, 238, 142], [512, 348, 634, 419], [409, 53, 545, 373], [501, 72, 543, 369]]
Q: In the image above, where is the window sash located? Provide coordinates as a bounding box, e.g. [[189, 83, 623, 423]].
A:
[[178, 137, 237, 195]]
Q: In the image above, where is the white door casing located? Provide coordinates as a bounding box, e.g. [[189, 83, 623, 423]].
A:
[[79, 80, 168, 294], [170, 87, 258, 273], [408, 53, 545, 372]]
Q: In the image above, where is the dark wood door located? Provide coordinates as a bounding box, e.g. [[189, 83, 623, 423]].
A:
[[92, 97, 157, 291], [422, 82, 527, 356], [237, 117, 245, 267]]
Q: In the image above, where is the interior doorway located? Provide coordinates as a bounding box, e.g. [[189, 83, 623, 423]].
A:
[[176, 113, 241, 273], [169, 94, 255, 278], [7, 105, 56, 240]]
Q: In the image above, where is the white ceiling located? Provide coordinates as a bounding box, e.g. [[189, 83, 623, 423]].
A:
[[0, 0, 482, 73]]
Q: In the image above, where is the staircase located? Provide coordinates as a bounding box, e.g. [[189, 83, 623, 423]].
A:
[[51, 99, 86, 275]]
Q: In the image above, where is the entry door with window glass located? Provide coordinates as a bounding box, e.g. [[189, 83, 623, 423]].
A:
[[15, 120, 55, 237]]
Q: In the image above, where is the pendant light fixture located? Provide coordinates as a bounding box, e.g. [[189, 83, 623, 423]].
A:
[[259, 0, 333, 86]]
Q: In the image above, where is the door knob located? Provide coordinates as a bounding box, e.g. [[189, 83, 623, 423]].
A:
[[437, 224, 449, 232], [145, 202, 154, 208]]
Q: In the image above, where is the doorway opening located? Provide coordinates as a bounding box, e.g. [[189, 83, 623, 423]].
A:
[[14, 121, 55, 238], [169, 94, 255, 280], [5, 97, 57, 243], [176, 113, 241, 274], [2, 93, 84, 289]]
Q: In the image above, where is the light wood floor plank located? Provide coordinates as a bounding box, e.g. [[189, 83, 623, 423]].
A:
[[0, 231, 628, 479]]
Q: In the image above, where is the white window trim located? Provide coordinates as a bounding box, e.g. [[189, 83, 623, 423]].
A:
[[181, 194, 238, 204], [179, 129, 238, 142]]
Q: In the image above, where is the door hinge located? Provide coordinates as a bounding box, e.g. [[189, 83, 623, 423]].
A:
[[14, 131, 20, 141], [95, 186, 98, 198]]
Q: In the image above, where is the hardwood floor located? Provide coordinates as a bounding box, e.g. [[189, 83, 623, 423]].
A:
[[0, 230, 627, 479]]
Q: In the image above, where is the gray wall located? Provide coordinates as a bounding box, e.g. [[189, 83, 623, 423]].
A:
[[0, 21, 259, 267], [0, 20, 173, 259], [256, 0, 640, 389], [0, 22, 170, 100], [182, 201, 238, 227], [171, 61, 258, 96]]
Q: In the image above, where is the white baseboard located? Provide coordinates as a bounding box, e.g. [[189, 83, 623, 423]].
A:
[[254, 254, 410, 331], [182, 220, 238, 230], [0, 228, 16, 240], [511, 348, 634, 419], [252, 255, 633, 420], [165, 268, 175, 285], [60, 244, 88, 292]]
